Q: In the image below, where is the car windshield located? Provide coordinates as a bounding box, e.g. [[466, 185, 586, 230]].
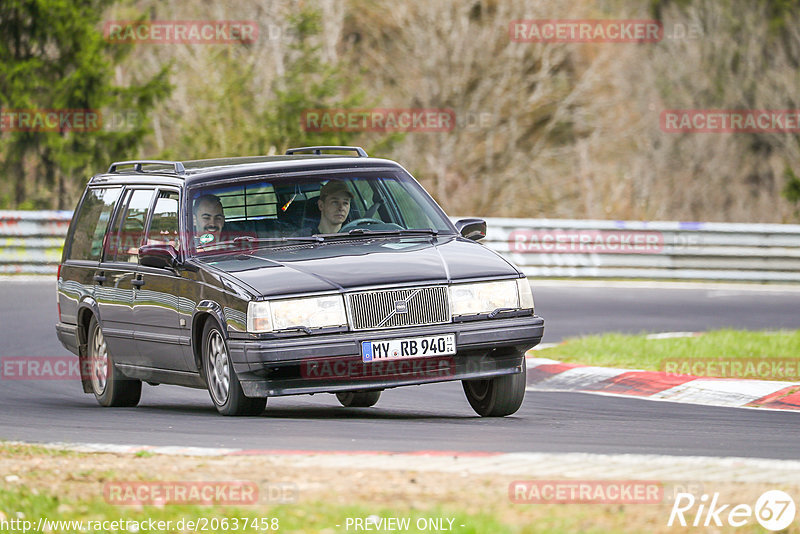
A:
[[188, 170, 455, 255]]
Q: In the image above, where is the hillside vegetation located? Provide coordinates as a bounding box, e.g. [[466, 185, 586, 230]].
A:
[[2, 0, 799, 223]]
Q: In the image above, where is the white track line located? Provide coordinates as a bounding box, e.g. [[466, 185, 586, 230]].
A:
[[528, 365, 631, 390], [651, 379, 796, 407]]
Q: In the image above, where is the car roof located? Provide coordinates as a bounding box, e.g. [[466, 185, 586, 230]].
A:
[[88, 150, 404, 188]]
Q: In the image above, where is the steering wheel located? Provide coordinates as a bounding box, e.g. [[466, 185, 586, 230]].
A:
[[339, 218, 385, 232]]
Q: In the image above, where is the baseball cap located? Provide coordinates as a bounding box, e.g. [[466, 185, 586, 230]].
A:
[[319, 180, 353, 201]]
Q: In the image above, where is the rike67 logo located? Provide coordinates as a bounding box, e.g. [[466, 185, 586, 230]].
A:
[[668, 490, 796, 531]]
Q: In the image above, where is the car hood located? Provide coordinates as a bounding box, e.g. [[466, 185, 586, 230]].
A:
[[197, 235, 519, 297]]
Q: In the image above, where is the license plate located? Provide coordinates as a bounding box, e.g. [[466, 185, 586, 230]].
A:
[[361, 334, 456, 362]]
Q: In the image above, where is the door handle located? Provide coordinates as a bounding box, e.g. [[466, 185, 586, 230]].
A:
[[131, 276, 145, 288], [93, 273, 106, 284]]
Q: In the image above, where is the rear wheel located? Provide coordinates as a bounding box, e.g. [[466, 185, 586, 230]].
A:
[[462, 361, 526, 417], [336, 390, 382, 407], [202, 319, 266, 416], [87, 316, 141, 407]]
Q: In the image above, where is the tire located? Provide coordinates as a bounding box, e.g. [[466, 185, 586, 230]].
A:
[[462, 361, 526, 417], [202, 319, 266, 416], [336, 390, 382, 407], [87, 316, 141, 407]]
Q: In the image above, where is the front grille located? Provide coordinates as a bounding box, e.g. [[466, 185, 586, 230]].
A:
[[347, 286, 450, 330]]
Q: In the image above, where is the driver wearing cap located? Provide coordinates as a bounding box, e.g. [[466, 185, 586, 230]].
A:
[[315, 180, 352, 234]]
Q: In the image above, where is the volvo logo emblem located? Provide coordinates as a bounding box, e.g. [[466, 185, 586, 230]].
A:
[[376, 290, 421, 327]]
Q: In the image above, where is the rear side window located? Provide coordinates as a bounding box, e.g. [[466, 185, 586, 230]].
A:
[[67, 187, 122, 261], [108, 189, 155, 263], [147, 190, 180, 250]]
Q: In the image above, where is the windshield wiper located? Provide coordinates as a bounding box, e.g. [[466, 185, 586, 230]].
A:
[[343, 228, 439, 237], [230, 230, 439, 247], [232, 235, 324, 246]]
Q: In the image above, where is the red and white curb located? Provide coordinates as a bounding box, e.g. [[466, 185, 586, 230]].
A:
[[525, 357, 800, 411], [10, 441, 800, 483]]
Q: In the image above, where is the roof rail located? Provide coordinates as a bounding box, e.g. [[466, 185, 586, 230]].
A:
[[285, 146, 368, 157], [107, 160, 186, 175]]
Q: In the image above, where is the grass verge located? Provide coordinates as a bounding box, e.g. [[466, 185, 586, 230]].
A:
[[3, 443, 791, 533], [534, 329, 800, 380], [3, 475, 786, 534]]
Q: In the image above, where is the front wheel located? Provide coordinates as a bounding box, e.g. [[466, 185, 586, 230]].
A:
[[462, 362, 526, 417], [202, 320, 266, 416], [87, 316, 141, 407], [336, 390, 382, 407]]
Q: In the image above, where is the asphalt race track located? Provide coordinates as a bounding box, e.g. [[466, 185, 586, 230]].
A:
[[1, 279, 799, 459]]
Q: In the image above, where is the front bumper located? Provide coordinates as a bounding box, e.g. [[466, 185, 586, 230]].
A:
[[228, 314, 544, 397]]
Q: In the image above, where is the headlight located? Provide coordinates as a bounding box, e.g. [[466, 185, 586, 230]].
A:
[[247, 295, 347, 333], [516, 277, 535, 311], [449, 280, 520, 316]]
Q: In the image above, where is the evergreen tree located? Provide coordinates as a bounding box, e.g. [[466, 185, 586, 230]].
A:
[[0, 0, 171, 209]]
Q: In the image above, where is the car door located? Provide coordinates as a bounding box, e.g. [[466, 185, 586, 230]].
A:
[[96, 187, 155, 367], [59, 185, 124, 328], [131, 188, 194, 371]]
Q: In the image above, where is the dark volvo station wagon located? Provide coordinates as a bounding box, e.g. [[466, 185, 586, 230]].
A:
[[56, 146, 544, 416]]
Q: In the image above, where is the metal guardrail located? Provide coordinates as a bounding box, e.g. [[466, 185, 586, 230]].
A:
[[0, 211, 72, 274], [483, 217, 800, 282], [2, 211, 799, 281]]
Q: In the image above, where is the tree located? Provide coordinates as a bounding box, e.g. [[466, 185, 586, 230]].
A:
[[259, 9, 368, 153], [155, 6, 381, 162], [0, 0, 171, 209], [784, 167, 800, 213]]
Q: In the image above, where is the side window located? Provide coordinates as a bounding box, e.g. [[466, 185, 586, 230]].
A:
[[147, 190, 180, 250], [108, 189, 155, 263], [67, 187, 122, 261], [104, 189, 129, 261], [349, 179, 374, 219], [383, 180, 439, 229]]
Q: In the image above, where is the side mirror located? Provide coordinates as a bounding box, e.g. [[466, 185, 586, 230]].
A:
[[455, 218, 487, 241], [139, 243, 179, 269]]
